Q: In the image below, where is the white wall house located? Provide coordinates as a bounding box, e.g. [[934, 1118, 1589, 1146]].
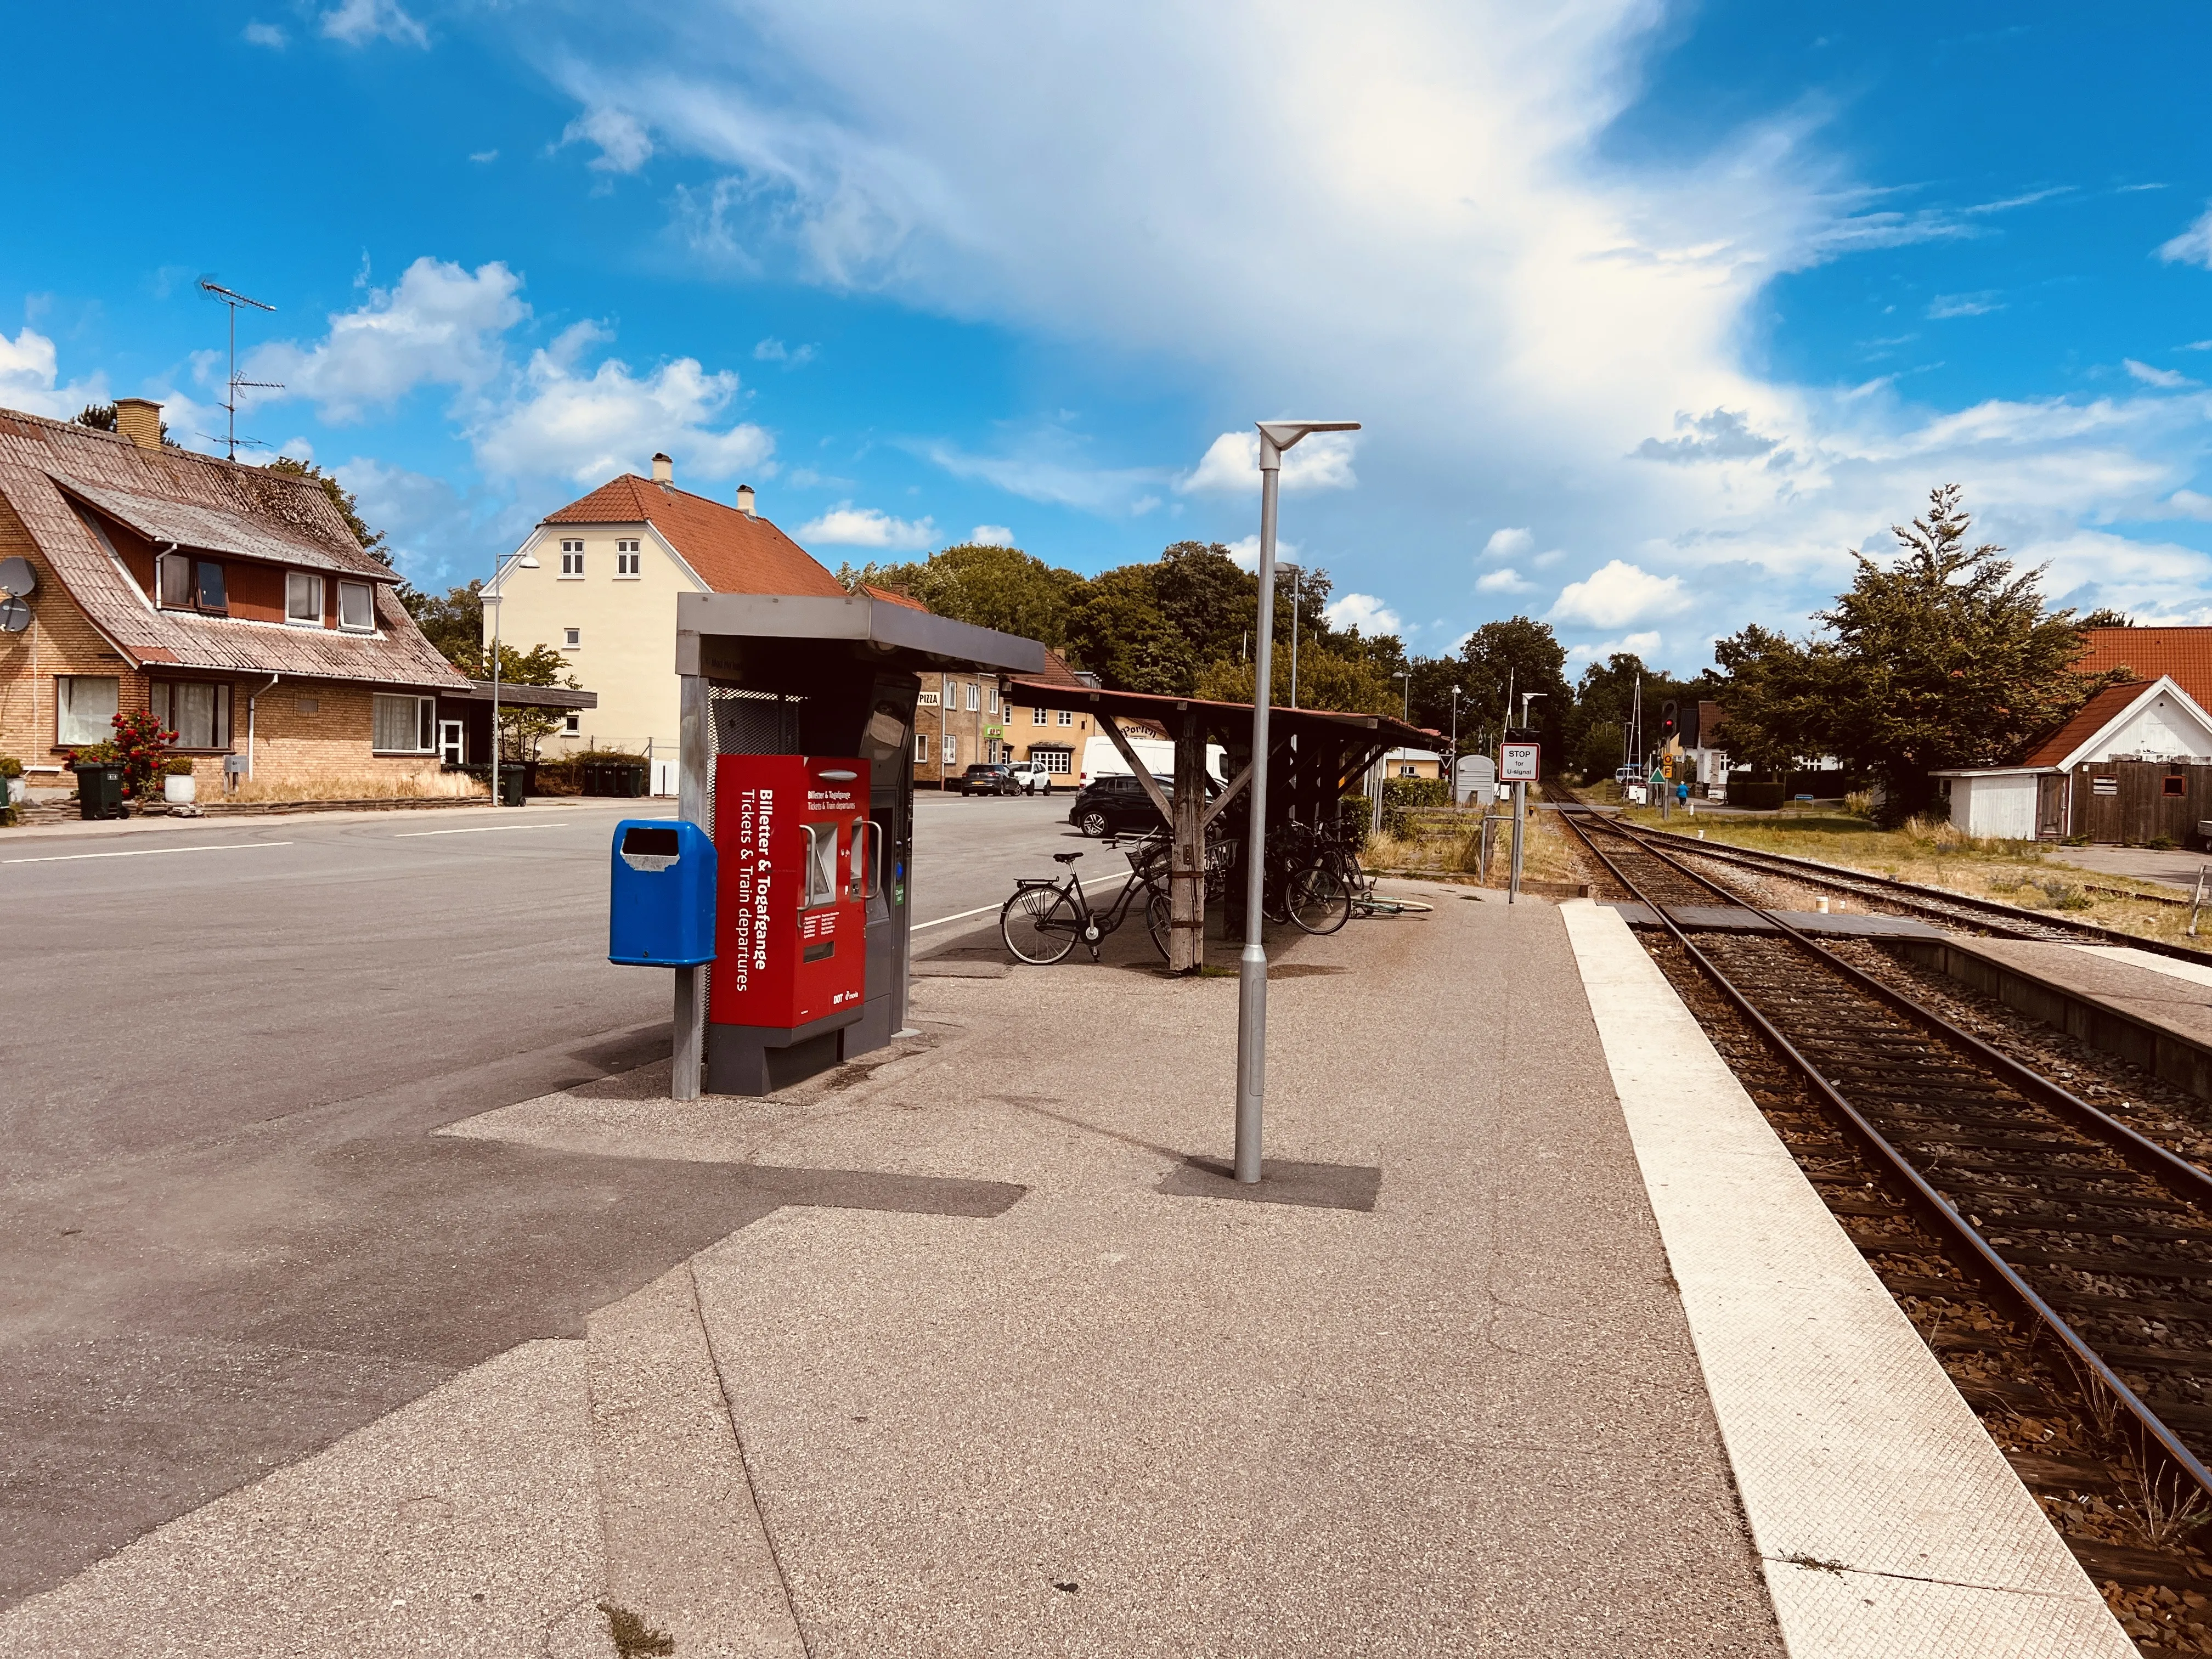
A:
[[1935, 676, 2212, 839]]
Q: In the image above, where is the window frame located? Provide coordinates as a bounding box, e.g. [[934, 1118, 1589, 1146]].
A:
[[194, 558, 227, 613], [562, 710, 582, 736], [943, 733, 958, 765], [285, 571, 326, 628], [614, 538, 641, 578], [55, 674, 120, 747], [562, 627, 581, 649], [157, 552, 194, 608], [336, 580, 376, 633], [1056, 709, 1073, 726], [371, 692, 438, 755], [150, 679, 235, 752], [1032, 706, 1047, 725], [915, 732, 929, 763], [560, 538, 585, 578], [966, 682, 979, 712]]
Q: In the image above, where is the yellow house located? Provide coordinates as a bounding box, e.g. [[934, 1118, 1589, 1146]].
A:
[[483, 456, 845, 782]]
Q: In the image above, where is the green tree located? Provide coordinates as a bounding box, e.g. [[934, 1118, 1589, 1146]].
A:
[[266, 456, 390, 565], [1193, 642, 1397, 715], [1064, 566, 1200, 693], [1151, 542, 1260, 668], [1720, 485, 2118, 822], [402, 580, 484, 672], [1457, 617, 1571, 763], [840, 543, 1089, 647], [2078, 607, 2134, 629], [1579, 720, 1626, 778]]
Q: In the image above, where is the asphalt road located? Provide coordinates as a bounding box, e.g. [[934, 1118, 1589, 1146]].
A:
[[0, 787, 1081, 1605]]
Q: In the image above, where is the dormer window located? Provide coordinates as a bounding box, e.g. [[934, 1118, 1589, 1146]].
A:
[[157, 552, 226, 613], [286, 572, 325, 627], [337, 580, 375, 632]]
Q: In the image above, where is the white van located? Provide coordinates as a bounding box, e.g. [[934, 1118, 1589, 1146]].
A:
[[1078, 733, 1227, 785]]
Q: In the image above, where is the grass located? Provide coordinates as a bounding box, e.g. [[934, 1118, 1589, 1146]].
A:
[[1361, 786, 1582, 887], [223, 769, 488, 804], [1610, 802, 2200, 944]]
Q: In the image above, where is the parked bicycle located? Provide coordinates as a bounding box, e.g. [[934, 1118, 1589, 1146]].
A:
[[1259, 818, 1356, 935], [1001, 834, 1173, 964]]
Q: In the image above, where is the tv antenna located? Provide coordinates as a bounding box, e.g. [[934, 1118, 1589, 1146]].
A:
[[198, 279, 283, 460]]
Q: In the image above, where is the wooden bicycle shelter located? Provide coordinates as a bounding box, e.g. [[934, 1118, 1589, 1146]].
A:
[[1001, 675, 1438, 972]]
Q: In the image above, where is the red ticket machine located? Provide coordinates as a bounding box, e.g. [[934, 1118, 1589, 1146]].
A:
[[709, 756, 874, 1073]]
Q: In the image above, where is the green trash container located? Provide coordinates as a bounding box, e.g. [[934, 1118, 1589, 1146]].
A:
[[496, 765, 524, 808], [621, 762, 646, 798], [76, 762, 128, 821]]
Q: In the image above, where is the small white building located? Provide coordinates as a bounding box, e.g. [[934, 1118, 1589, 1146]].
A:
[[1934, 676, 2212, 840]]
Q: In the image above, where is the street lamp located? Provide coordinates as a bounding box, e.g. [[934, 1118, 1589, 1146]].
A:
[[1237, 418, 1358, 1184], [1449, 686, 1464, 804], [482, 546, 541, 805], [1276, 562, 1302, 708], [1373, 668, 1412, 836], [1509, 691, 1544, 901]]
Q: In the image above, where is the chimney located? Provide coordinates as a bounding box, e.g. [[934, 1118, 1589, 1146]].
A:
[[735, 483, 755, 517], [651, 452, 673, 485], [114, 398, 163, 450]]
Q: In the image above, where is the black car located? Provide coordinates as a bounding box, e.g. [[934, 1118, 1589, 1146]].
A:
[[1067, 772, 1178, 837], [957, 763, 1021, 796]]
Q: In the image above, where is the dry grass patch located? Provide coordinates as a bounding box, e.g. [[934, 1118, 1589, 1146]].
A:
[[225, 770, 488, 804]]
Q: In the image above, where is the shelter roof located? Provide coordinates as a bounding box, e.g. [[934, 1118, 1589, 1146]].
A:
[[544, 475, 847, 599], [0, 405, 465, 688], [1003, 674, 1439, 753], [445, 680, 599, 709], [2078, 628, 2212, 709]]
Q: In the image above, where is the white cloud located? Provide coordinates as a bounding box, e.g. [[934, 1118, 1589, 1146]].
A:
[[247, 257, 526, 420], [473, 352, 774, 485], [1566, 630, 1663, 666], [969, 523, 1014, 545], [470, 149, 499, 164], [1223, 534, 1299, 572], [1177, 430, 1357, 495], [2157, 206, 2212, 269], [563, 105, 654, 173], [798, 502, 937, 549], [1481, 527, 1533, 560], [2124, 359, 2197, 389], [242, 21, 286, 48], [1927, 292, 2002, 319], [1475, 567, 1532, 594], [320, 0, 426, 48], [0, 326, 105, 419], [922, 439, 1163, 513], [753, 338, 817, 365], [1548, 560, 1691, 629], [1325, 592, 1403, 636]]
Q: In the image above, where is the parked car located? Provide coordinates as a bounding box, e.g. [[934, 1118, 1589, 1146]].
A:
[[1004, 759, 1056, 795], [957, 763, 1022, 796], [1068, 772, 1180, 837]]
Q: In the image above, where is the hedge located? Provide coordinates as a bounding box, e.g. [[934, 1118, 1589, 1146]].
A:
[[1728, 780, 1787, 811]]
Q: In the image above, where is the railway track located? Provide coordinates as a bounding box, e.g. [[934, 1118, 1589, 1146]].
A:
[[1560, 806, 2212, 1537]]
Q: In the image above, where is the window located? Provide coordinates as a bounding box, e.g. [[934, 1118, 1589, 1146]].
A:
[[988, 686, 998, 714], [563, 628, 582, 648], [373, 693, 436, 754], [1400, 764, 1418, 777], [562, 710, 582, 736], [616, 539, 641, 577], [56, 675, 119, 745], [286, 571, 325, 627], [159, 553, 193, 607], [195, 560, 227, 611], [337, 581, 375, 631], [2166, 774, 2188, 798], [943, 734, 958, 765], [915, 732, 929, 763], [1032, 706, 1047, 725], [1057, 709, 1073, 726], [560, 538, 584, 577], [966, 682, 979, 712], [1040, 749, 1073, 775], [151, 680, 233, 750]]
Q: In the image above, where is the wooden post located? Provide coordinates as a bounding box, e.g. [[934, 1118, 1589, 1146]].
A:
[[1171, 706, 1205, 972]]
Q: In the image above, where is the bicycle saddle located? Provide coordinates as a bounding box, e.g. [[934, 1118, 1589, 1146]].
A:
[[1053, 851, 1083, 864]]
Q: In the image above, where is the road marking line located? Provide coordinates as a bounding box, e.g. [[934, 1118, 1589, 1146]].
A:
[[4, 841, 294, 865], [393, 823, 576, 838], [914, 901, 1005, 931]]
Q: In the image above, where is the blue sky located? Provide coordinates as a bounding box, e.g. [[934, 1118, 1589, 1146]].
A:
[[7, 2, 2210, 674]]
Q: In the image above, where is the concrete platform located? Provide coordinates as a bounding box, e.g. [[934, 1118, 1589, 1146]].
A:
[[0, 886, 2127, 1655], [1609, 901, 1943, 939], [1897, 932, 2212, 1101]]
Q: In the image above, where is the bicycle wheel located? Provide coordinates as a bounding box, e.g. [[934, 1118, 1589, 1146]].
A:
[[1146, 889, 1173, 960], [1286, 862, 1353, 935], [1001, 885, 1078, 964]]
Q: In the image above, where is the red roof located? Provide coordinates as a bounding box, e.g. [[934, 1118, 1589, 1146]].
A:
[[859, 582, 929, 612], [1036, 647, 1088, 687], [545, 476, 845, 598], [2022, 681, 2153, 767], [2078, 628, 2212, 710]]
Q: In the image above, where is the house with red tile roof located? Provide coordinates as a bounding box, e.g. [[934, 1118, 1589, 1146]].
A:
[[483, 458, 848, 782], [1933, 676, 2212, 840], [2077, 628, 2212, 710], [0, 399, 475, 801]]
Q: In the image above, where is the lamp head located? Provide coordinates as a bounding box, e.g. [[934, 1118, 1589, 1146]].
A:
[[517, 553, 540, 569], [1255, 419, 1361, 470]]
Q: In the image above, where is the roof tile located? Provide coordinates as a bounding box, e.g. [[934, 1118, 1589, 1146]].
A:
[[2078, 628, 2212, 711], [2022, 681, 2154, 767]]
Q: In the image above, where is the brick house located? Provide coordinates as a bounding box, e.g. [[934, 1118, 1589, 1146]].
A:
[[0, 400, 469, 795]]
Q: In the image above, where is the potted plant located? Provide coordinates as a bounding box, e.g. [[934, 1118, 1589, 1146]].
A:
[[162, 755, 198, 805]]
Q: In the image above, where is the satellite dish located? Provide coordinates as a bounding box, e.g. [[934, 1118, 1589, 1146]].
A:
[[0, 556, 33, 600], [0, 597, 28, 634]]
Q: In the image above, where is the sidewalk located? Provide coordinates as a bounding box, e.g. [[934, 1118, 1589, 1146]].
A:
[[0, 887, 2119, 1655], [0, 793, 637, 844]]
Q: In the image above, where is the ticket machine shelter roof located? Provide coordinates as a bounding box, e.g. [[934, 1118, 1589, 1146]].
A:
[[676, 591, 1048, 681]]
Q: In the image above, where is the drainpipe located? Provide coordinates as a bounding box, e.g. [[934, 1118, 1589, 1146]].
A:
[[247, 673, 279, 780]]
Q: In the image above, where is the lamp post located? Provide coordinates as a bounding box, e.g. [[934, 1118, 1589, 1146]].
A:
[[483, 547, 541, 805], [1449, 685, 1464, 805], [1510, 691, 1544, 901], [1276, 562, 1303, 708], [1238, 419, 1358, 1184]]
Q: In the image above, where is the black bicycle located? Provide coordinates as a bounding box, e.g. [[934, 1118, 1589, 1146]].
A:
[[1001, 837, 1172, 964]]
